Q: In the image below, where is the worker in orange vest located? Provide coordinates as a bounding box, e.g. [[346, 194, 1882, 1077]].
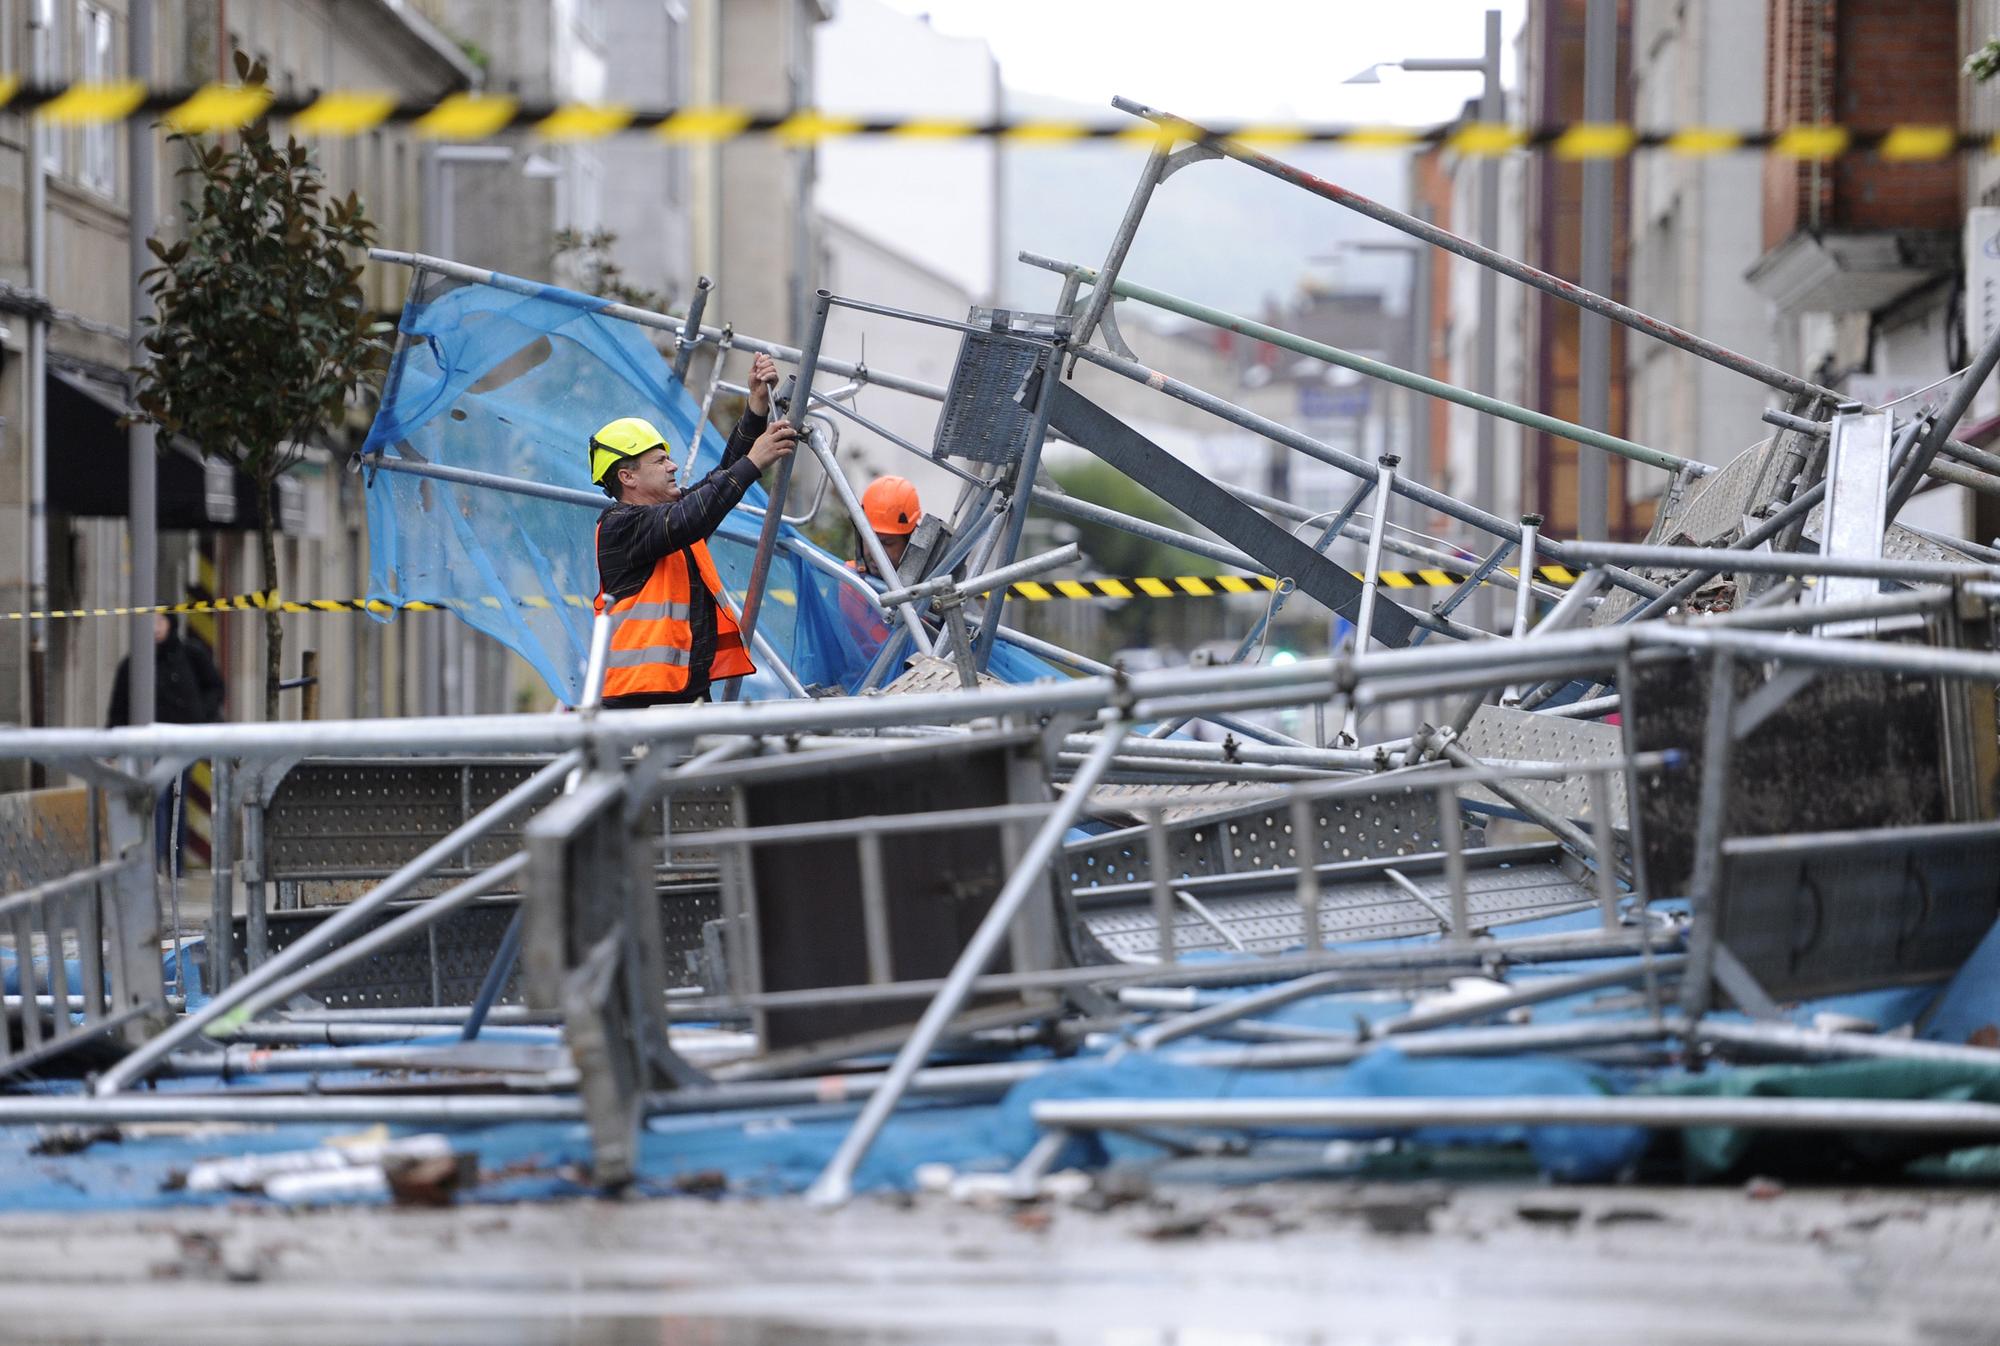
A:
[[841, 475, 924, 650], [589, 351, 796, 706], [854, 475, 923, 583]]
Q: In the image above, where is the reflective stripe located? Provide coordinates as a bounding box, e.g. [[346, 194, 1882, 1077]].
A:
[[593, 536, 753, 693], [607, 645, 692, 668], [614, 598, 695, 623]]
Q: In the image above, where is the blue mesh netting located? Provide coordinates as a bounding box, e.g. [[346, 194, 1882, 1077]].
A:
[[359, 268, 1056, 704]]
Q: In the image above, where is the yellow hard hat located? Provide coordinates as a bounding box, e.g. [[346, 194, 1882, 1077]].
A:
[[589, 417, 673, 484]]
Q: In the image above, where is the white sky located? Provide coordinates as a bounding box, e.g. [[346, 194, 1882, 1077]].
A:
[[872, 0, 1530, 126]]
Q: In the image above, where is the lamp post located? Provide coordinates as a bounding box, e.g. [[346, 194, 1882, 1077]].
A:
[[1347, 8, 1503, 626], [1347, 239, 1433, 525], [128, 0, 157, 729], [1308, 240, 1432, 531]]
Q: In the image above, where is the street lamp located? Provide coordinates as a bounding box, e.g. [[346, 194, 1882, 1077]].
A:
[[1344, 10, 1504, 627]]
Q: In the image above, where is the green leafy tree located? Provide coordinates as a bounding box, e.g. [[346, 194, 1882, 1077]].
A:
[[1970, 37, 2000, 83], [1049, 460, 1224, 651], [135, 54, 384, 720], [1050, 460, 1214, 577]]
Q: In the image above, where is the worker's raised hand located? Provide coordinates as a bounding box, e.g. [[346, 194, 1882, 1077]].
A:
[[748, 419, 798, 472], [747, 352, 781, 416]]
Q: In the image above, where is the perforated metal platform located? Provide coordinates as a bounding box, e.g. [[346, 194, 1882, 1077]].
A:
[[931, 307, 1066, 466], [1064, 784, 1446, 896], [1803, 506, 1981, 567], [1590, 437, 1795, 625], [1087, 783, 1285, 826], [264, 758, 732, 885], [0, 787, 94, 890], [881, 654, 1002, 695], [1079, 850, 1594, 960], [1458, 704, 1627, 827], [1654, 438, 1785, 546], [235, 881, 723, 1007]]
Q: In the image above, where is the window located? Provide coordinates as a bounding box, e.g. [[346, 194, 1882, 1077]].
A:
[[76, 1, 114, 195], [34, 0, 63, 175]]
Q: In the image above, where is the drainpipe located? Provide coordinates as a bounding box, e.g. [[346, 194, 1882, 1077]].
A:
[[128, 0, 157, 728], [788, 0, 812, 344], [24, 0, 49, 739], [1575, 0, 1615, 541], [712, 0, 728, 294]]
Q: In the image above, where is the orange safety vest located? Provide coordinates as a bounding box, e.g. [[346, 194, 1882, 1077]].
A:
[[841, 558, 892, 647], [595, 525, 755, 698]]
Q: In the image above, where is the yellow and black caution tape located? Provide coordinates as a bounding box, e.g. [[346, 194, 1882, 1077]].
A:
[[1, 591, 591, 621], [0, 79, 1988, 161], [3, 566, 1578, 620], [1006, 566, 1576, 600]]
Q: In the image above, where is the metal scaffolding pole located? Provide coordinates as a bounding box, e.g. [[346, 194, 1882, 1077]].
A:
[[972, 354, 1064, 665], [370, 250, 950, 404], [1032, 1094, 2000, 1135], [801, 414, 934, 657], [1067, 344, 1665, 603], [727, 293, 830, 701], [15, 619, 1998, 777], [1887, 316, 2000, 520], [1101, 99, 2000, 491], [92, 751, 584, 1095], [1558, 540, 1998, 584], [1021, 252, 1690, 474], [807, 721, 1131, 1205], [1107, 97, 1828, 404]]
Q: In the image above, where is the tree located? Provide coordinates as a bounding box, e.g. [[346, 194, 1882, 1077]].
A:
[[1050, 460, 1214, 578], [135, 54, 384, 720], [1970, 36, 2000, 82], [1049, 461, 1226, 653]]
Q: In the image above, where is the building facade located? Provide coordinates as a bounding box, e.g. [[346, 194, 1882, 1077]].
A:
[[1518, 0, 1642, 538], [1625, 0, 1778, 488], [0, 0, 474, 792], [1743, 0, 1984, 541]]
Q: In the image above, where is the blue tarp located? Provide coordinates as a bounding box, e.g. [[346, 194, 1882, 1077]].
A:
[[0, 1048, 1642, 1211], [0, 918, 1985, 1210], [359, 268, 1057, 702], [1921, 915, 2000, 1047]]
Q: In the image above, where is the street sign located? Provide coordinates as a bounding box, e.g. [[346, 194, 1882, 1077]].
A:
[[1965, 208, 2000, 423], [1298, 384, 1371, 420]]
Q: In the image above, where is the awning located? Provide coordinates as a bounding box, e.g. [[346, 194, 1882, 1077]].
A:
[[1745, 229, 1957, 317], [44, 365, 279, 532]]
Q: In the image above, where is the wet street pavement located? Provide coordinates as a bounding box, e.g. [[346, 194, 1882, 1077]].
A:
[[1, 1180, 1996, 1344]]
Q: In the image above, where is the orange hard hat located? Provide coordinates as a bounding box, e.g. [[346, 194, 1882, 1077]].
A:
[[861, 476, 922, 536]]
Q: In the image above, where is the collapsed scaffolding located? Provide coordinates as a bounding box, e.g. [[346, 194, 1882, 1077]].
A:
[[5, 98, 2000, 1205]]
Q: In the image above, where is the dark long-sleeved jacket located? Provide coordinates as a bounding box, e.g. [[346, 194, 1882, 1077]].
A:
[[595, 408, 766, 706], [108, 623, 225, 727]]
